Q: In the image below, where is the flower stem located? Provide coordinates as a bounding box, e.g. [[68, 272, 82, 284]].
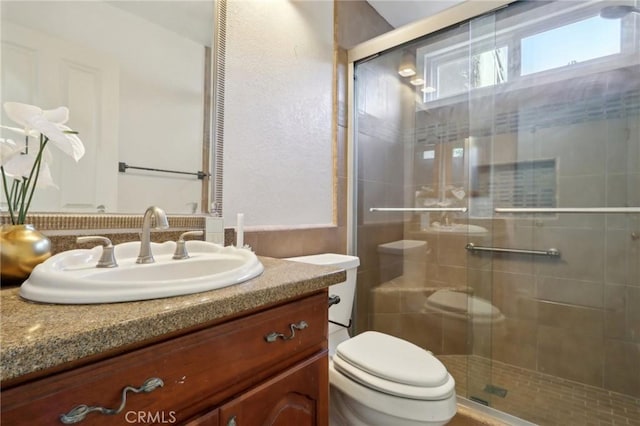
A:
[[21, 135, 48, 223], [1, 166, 17, 224], [17, 177, 29, 224], [10, 180, 20, 213]]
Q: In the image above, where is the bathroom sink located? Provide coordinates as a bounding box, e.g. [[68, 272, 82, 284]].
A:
[[20, 241, 264, 304], [423, 223, 488, 235]]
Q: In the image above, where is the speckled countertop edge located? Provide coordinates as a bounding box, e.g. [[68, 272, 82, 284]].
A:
[[0, 257, 345, 382]]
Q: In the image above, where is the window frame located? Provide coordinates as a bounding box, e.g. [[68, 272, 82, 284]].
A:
[[417, 1, 639, 105]]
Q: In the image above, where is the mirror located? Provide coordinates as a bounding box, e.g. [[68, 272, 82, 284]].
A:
[[1, 1, 213, 214]]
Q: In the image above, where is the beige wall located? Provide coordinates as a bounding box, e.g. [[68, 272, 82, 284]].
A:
[[223, 0, 334, 228]]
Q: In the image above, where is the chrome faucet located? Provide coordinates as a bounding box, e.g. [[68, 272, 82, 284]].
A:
[[173, 230, 204, 260], [136, 206, 169, 264], [77, 236, 118, 268]]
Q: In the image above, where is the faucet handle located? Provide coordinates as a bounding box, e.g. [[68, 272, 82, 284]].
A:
[[77, 236, 118, 268], [173, 230, 204, 260]]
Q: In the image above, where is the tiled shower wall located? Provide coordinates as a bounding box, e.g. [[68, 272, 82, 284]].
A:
[[356, 43, 640, 398]]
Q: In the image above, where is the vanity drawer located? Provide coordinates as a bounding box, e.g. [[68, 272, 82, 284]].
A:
[[1, 291, 328, 425]]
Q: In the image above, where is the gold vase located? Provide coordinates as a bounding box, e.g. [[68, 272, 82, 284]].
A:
[[0, 224, 52, 285]]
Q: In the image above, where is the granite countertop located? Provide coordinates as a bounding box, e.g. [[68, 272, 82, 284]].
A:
[[0, 257, 345, 383]]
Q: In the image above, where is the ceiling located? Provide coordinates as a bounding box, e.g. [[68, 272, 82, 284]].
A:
[[366, 0, 465, 28], [106, 0, 464, 48], [107, 1, 213, 46]]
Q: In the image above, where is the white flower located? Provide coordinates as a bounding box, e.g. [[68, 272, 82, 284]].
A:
[[1, 102, 84, 224], [2, 152, 57, 189], [2, 102, 84, 161], [0, 138, 24, 167], [1, 125, 41, 139]]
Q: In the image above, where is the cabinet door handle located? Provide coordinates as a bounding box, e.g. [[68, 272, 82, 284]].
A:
[[59, 377, 164, 424], [264, 321, 308, 343]]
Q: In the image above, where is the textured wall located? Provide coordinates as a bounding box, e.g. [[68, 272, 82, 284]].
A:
[[223, 0, 334, 228]]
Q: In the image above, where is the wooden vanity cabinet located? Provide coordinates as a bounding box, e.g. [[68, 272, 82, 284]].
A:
[[187, 354, 327, 426], [1, 290, 329, 426], [217, 353, 327, 426]]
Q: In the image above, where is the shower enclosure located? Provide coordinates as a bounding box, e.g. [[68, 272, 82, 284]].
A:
[[349, 1, 639, 424]]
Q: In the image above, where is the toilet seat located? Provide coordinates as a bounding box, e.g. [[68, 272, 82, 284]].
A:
[[334, 331, 455, 400], [330, 361, 457, 425]]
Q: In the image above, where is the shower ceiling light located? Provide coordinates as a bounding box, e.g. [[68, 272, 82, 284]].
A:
[[399, 50, 418, 77], [410, 76, 425, 86], [398, 66, 416, 77]]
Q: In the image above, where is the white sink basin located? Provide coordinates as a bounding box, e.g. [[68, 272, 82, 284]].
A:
[[20, 241, 264, 304], [424, 223, 488, 235]]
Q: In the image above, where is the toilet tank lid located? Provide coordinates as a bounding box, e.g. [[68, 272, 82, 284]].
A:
[[377, 240, 426, 254], [286, 253, 360, 270]]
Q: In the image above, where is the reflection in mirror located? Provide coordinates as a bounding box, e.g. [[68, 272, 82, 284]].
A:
[[1, 1, 213, 214]]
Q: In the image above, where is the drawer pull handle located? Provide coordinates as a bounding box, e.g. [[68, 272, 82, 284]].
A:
[[59, 377, 164, 424], [264, 321, 308, 343]]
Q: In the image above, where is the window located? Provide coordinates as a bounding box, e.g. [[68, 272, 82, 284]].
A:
[[435, 46, 508, 98], [418, 2, 631, 103], [521, 16, 621, 75]]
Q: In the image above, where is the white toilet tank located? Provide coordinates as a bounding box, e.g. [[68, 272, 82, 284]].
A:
[[285, 254, 360, 350]]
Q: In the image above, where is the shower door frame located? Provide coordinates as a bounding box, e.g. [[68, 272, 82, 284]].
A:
[[345, 0, 515, 255], [345, 4, 516, 413], [347, 0, 640, 423]]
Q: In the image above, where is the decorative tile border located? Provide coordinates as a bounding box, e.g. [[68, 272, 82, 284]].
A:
[[407, 89, 640, 145], [0, 214, 206, 231], [0, 214, 210, 259]]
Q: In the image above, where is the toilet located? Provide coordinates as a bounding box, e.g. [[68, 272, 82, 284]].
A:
[[286, 253, 457, 426]]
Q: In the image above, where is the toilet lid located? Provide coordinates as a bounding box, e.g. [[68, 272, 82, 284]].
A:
[[332, 355, 455, 400], [335, 331, 449, 388], [426, 290, 502, 319]]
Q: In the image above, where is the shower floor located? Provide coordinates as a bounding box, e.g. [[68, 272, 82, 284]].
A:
[[439, 355, 640, 426]]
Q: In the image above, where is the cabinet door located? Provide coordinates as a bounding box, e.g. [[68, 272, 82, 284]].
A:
[[220, 352, 328, 426]]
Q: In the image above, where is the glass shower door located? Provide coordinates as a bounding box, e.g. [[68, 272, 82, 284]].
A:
[[353, 1, 640, 424]]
